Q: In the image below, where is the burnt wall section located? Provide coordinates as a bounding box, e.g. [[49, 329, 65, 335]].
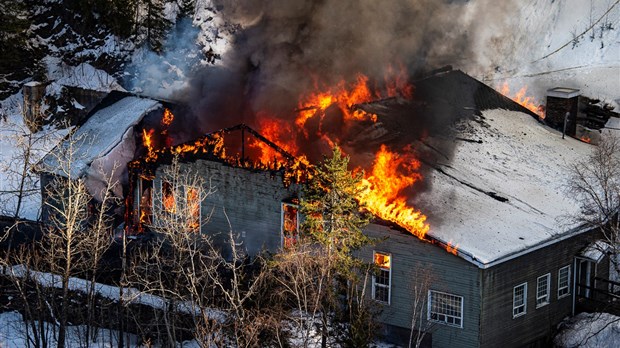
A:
[[154, 159, 300, 259]]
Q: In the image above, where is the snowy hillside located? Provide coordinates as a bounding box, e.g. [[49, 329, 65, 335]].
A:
[[465, 0, 620, 108]]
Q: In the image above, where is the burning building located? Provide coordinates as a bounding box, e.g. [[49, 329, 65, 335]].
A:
[[35, 68, 612, 347]]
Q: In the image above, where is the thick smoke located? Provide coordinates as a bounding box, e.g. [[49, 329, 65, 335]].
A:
[[126, 18, 201, 99], [181, 0, 492, 130]]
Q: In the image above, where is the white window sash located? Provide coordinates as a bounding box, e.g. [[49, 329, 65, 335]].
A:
[[427, 290, 464, 328], [536, 273, 550, 308], [372, 251, 392, 305], [513, 283, 527, 318], [558, 265, 571, 298]]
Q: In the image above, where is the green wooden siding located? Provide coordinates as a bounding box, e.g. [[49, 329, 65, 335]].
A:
[[155, 160, 300, 258], [361, 223, 482, 348]]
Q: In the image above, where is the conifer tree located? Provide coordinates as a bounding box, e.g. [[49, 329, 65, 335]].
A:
[[0, 0, 32, 85], [300, 146, 374, 346], [143, 0, 172, 53], [178, 0, 196, 19], [301, 146, 373, 271]]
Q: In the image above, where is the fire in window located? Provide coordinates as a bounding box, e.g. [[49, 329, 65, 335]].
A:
[[186, 186, 200, 232], [162, 181, 176, 213], [373, 252, 391, 304], [133, 178, 153, 229], [282, 203, 299, 247]]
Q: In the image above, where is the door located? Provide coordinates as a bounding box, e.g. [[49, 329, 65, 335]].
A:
[[576, 258, 593, 298]]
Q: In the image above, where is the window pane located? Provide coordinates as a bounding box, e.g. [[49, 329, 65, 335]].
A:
[[429, 291, 463, 328], [373, 252, 391, 304], [282, 203, 299, 247]]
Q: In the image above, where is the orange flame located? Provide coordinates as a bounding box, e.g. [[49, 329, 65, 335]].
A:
[[580, 136, 591, 143], [295, 74, 378, 136], [446, 241, 459, 255], [162, 108, 174, 128], [142, 129, 158, 162], [187, 187, 200, 231], [358, 145, 429, 239], [500, 83, 545, 119]]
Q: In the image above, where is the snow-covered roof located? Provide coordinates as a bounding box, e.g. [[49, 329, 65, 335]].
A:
[[39, 96, 161, 178], [416, 109, 594, 267]]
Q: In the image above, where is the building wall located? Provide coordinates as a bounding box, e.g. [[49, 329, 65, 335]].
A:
[[361, 224, 482, 348], [479, 230, 603, 348], [154, 159, 300, 259]]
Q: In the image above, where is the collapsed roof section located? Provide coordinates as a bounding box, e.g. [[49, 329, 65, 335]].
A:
[[130, 123, 311, 187], [37, 95, 161, 200]]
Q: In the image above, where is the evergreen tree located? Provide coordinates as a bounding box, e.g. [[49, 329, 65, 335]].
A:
[[143, 0, 172, 53], [0, 0, 32, 82], [178, 0, 196, 19], [301, 146, 373, 271], [300, 146, 375, 346]]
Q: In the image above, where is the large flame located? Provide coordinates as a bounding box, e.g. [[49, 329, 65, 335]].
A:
[[500, 83, 545, 119], [359, 145, 429, 239], [253, 70, 434, 248]]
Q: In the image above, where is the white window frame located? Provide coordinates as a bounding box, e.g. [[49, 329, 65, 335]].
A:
[[536, 273, 551, 308], [558, 265, 571, 299], [372, 251, 392, 305], [427, 290, 464, 328], [280, 202, 300, 248], [513, 283, 527, 318]]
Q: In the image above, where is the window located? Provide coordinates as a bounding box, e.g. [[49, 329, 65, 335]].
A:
[[281, 203, 299, 247], [513, 283, 527, 318], [428, 290, 464, 328], [558, 265, 571, 298], [186, 186, 201, 232], [372, 252, 391, 304], [536, 274, 550, 308], [161, 181, 176, 213]]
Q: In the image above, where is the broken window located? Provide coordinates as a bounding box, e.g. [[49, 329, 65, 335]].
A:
[[281, 203, 299, 248], [536, 273, 550, 307], [372, 251, 391, 304], [513, 282, 527, 318], [161, 181, 176, 213], [428, 290, 463, 328], [186, 186, 201, 232], [558, 265, 571, 298], [133, 177, 153, 230]]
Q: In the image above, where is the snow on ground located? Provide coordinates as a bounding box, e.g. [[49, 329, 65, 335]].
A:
[[556, 312, 620, 348], [464, 0, 620, 109], [417, 109, 593, 265], [0, 311, 144, 348], [0, 93, 69, 220], [43, 56, 124, 93], [4, 265, 226, 321]]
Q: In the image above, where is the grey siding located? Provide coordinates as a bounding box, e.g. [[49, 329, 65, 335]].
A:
[[479, 230, 603, 348], [361, 224, 481, 348], [155, 160, 300, 258]]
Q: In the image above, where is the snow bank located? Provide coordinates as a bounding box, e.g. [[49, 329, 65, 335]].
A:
[[556, 312, 620, 348], [43, 56, 124, 93]]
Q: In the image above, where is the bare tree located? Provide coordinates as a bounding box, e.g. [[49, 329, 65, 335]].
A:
[[566, 133, 620, 277], [0, 105, 65, 219], [407, 266, 435, 348]]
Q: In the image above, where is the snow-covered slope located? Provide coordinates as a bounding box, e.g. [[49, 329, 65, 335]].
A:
[[464, 0, 620, 108]]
